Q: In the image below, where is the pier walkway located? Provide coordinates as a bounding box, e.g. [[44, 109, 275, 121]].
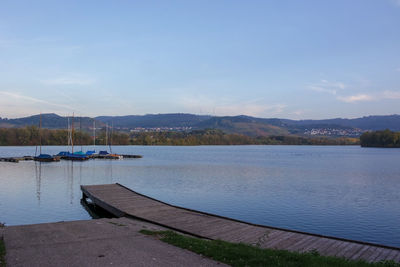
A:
[[82, 183, 400, 263]]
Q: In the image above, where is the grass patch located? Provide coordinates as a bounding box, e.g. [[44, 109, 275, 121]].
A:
[[140, 230, 400, 267], [0, 238, 6, 267]]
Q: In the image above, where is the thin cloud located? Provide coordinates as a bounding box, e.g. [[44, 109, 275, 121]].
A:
[[337, 94, 374, 103], [0, 91, 74, 110], [337, 90, 400, 103], [41, 76, 95, 86], [308, 86, 338, 95], [308, 80, 346, 95]]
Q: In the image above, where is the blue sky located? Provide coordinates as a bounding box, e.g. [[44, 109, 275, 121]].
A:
[[0, 0, 399, 119]]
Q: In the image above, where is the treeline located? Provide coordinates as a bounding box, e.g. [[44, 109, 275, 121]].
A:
[[360, 129, 400, 148], [0, 127, 359, 146], [130, 129, 359, 146], [0, 126, 129, 146]]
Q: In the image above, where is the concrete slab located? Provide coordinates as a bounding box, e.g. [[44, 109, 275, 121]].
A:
[[4, 218, 226, 267]]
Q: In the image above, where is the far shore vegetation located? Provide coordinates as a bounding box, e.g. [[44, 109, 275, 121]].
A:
[[360, 129, 400, 148], [140, 230, 399, 267], [0, 126, 359, 146]]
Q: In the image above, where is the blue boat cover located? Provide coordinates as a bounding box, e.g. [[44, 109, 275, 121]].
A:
[[99, 150, 109, 155], [36, 154, 52, 159]]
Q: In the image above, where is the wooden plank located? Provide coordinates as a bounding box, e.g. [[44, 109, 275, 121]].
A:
[[273, 233, 309, 250], [264, 232, 297, 249], [374, 248, 396, 262], [322, 240, 348, 257], [318, 239, 343, 256], [393, 251, 400, 262], [285, 235, 316, 251], [330, 241, 355, 257], [342, 243, 364, 259], [119, 203, 170, 213], [314, 238, 338, 256], [195, 220, 251, 237], [349, 245, 371, 260], [231, 227, 270, 244], [154, 211, 219, 226], [358, 246, 378, 262], [367, 247, 386, 262], [385, 249, 400, 261], [299, 237, 332, 253], [335, 242, 360, 258], [263, 230, 288, 241]]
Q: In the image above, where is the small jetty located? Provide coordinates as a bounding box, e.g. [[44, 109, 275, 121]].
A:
[[81, 183, 400, 263], [0, 156, 33, 163], [121, 154, 143, 158]]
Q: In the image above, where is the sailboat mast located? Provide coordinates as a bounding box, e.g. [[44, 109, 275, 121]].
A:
[[105, 124, 108, 148], [109, 122, 113, 154], [80, 117, 82, 151], [71, 113, 74, 154], [39, 113, 42, 154], [67, 117, 70, 147], [93, 119, 96, 149]]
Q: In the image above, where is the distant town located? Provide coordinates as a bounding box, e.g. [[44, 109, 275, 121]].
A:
[[303, 128, 366, 137], [129, 127, 193, 133]]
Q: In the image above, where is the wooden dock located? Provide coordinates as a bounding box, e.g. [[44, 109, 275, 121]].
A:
[[0, 156, 33, 163], [81, 183, 400, 263]]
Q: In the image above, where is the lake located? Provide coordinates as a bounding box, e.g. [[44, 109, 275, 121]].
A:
[[0, 145, 399, 247]]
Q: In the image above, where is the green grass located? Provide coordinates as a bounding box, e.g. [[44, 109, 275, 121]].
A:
[[0, 238, 5, 267], [140, 230, 400, 267]]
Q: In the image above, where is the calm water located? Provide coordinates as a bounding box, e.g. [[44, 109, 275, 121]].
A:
[[0, 145, 399, 247]]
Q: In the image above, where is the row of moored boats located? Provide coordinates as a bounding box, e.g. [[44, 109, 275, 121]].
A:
[[33, 114, 123, 162], [34, 150, 123, 162]]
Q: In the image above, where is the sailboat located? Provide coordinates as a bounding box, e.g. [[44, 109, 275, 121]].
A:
[[60, 114, 89, 161], [34, 113, 60, 162], [85, 119, 96, 157], [98, 123, 123, 159]]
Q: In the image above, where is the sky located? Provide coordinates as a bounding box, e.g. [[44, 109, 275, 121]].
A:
[[0, 0, 400, 119]]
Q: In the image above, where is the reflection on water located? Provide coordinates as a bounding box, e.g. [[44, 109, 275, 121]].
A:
[[33, 161, 78, 206], [35, 162, 41, 203], [0, 145, 400, 247]]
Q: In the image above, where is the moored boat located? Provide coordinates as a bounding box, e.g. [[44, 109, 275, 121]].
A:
[[34, 154, 61, 162], [96, 150, 123, 159], [34, 114, 60, 162]]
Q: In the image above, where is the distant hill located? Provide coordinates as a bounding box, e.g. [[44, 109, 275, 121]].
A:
[[282, 115, 400, 131], [0, 113, 101, 130], [96, 113, 211, 129], [194, 116, 289, 137], [1, 113, 400, 136]]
